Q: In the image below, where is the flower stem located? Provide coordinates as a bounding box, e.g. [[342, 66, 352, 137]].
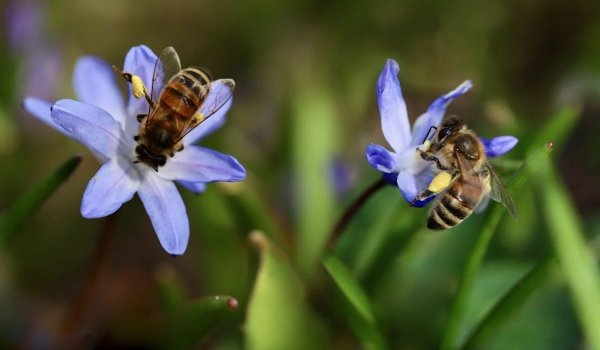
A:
[[60, 214, 117, 338], [327, 177, 387, 250]]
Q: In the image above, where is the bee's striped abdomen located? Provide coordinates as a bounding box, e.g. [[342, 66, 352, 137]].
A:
[[427, 179, 483, 230], [158, 68, 211, 124]]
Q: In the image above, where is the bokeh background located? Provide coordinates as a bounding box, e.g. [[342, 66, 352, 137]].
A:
[[1, 0, 600, 349]]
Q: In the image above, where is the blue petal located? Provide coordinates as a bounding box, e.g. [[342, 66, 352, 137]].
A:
[[184, 97, 232, 145], [22, 97, 69, 136], [481, 136, 518, 157], [73, 56, 126, 124], [397, 170, 418, 203], [410, 80, 473, 147], [177, 181, 207, 194], [377, 59, 411, 152], [138, 173, 189, 255], [51, 99, 133, 160], [81, 158, 140, 218], [382, 172, 398, 185], [124, 45, 157, 137], [365, 144, 397, 173], [158, 145, 246, 183]]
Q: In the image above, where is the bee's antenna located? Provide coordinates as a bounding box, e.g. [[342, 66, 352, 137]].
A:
[[112, 65, 132, 83], [422, 126, 438, 144]]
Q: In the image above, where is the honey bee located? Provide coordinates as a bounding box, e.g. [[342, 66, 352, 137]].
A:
[[413, 115, 518, 229], [113, 47, 234, 171]]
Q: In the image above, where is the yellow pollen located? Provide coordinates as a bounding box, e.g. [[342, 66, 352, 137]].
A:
[[422, 140, 432, 152], [131, 75, 147, 99], [428, 171, 452, 193]]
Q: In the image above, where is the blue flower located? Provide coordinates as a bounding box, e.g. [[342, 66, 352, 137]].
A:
[[366, 59, 518, 207], [23, 45, 246, 255]]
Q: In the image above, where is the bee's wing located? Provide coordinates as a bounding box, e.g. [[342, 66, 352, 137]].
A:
[[175, 79, 235, 142], [485, 161, 519, 219], [149, 47, 182, 112]]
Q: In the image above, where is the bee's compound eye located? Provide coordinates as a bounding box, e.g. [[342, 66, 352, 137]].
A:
[[438, 127, 452, 140]]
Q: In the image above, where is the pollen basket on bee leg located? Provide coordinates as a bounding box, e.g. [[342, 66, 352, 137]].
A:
[[131, 75, 148, 99], [428, 171, 453, 193]]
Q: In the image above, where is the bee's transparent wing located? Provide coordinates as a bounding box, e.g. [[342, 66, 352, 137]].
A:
[[149, 46, 182, 109], [176, 79, 235, 141], [485, 162, 518, 219]]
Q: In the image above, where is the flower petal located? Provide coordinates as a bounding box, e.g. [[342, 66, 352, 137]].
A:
[[51, 99, 133, 160], [124, 45, 158, 137], [397, 170, 418, 203], [365, 144, 397, 173], [377, 59, 411, 152], [158, 145, 246, 183], [81, 158, 140, 218], [411, 80, 473, 147], [73, 56, 126, 123], [22, 97, 69, 136], [481, 136, 519, 158], [177, 181, 207, 194], [138, 173, 189, 255], [184, 97, 232, 145]]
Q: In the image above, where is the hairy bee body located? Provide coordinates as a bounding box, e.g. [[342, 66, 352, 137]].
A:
[[416, 115, 515, 230], [428, 166, 487, 229], [114, 47, 234, 171], [135, 68, 211, 169]]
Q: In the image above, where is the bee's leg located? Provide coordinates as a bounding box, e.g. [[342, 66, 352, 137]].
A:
[[136, 114, 147, 123], [177, 144, 184, 152], [411, 171, 453, 207], [169, 152, 175, 157], [112, 65, 155, 109], [418, 149, 450, 171], [411, 189, 436, 207], [133, 135, 140, 141]]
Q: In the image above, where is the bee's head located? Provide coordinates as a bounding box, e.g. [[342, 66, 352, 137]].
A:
[[436, 115, 465, 142], [135, 144, 167, 171]]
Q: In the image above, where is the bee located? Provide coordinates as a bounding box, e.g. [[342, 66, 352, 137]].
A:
[[113, 47, 234, 171], [413, 115, 518, 230]]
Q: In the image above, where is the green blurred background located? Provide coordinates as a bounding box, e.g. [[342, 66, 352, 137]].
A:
[[1, 0, 600, 348]]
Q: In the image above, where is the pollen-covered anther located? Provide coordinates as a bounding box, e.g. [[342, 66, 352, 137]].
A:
[[131, 75, 148, 99]]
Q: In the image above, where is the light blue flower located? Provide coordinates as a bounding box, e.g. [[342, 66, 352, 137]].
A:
[[23, 45, 246, 255], [366, 59, 518, 207]]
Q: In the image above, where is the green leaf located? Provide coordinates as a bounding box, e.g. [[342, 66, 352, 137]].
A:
[[0, 156, 81, 247], [165, 294, 239, 349], [441, 143, 554, 350], [156, 265, 186, 313], [323, 253, 387, 349], [291, 82, 337, 276], [460, 257, 556, 349], [537, 159, 600, 349], [245, 231, 328, 350]]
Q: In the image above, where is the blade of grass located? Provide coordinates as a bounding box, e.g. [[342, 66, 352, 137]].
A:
[[441, 143, 554, 349], [292, 82, 337, 276], [537, 159, 600, 349], [0, 156, 81, 247], [323, 253, 387, 349], [460, 256, 556, 349]]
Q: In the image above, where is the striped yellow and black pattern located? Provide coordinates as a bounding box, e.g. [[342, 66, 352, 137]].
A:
[[158, 68, 210, 122], [427, 177, 485, 230]]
